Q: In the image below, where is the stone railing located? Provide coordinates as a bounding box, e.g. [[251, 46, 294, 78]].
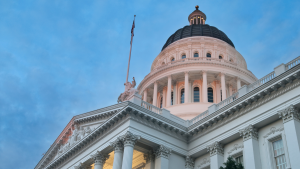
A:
[[248, 71, 275, 92], [154, 57, 237, 71], [286, 56, 300, 70], [141, 100, 162, 114], [189, 110, 209, 125], [170, 114, 186, 125], [216, 92, 239, 110]]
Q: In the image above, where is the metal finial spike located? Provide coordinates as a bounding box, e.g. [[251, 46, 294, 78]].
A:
[[195, 5, 199, 10]]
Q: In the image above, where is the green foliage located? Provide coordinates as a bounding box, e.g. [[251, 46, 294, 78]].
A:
[[219, 156, 244, 169]]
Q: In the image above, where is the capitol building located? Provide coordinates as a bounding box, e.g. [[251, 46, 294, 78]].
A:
[[35, 6, 300, 169]]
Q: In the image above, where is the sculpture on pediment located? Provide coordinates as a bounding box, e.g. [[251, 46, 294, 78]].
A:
[[84, 126, 92, 136], [118, 77, 139, 103], [77, 126, 85, 140]]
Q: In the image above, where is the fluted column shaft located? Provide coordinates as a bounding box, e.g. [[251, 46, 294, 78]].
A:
[[153, 82, 158, 106], [221, 73, 226, 100], [237, 77, 241, 89], [143, 89, 147, 102], [202, 71, 208, 103], [167, 76, 172, 107], [110, 140, 124, 169], [92, 152, 109, 169], [184, 72, 189, 103], [121, 132, 140, 169]]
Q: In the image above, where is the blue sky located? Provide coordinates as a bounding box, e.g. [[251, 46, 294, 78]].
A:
[[0, 0, 300, 168]]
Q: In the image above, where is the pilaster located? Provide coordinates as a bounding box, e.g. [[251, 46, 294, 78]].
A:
[[239, 125, 262, 169], [154, 145, 172, 169], [144, 151, 155, 169], [207, 141, 224, 169], [278, 105, 300, 169]]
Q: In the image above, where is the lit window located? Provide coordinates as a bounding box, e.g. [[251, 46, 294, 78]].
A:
[[235, 155, 243, 165], [207, 53, 211, 58], [273, 139, 287, 169], [208, 87, 213, 102], [171, 57, 175, 61], [194, 87, 200, 102], [219, 55, 223, 59], [194, 53, 199, 57], [182, 55, 186, 59], [160, 97, 163, 108], [181, 88, 185, 103]]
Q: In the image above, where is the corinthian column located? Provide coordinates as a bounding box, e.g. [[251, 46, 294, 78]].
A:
[[278, 105, 300, 169], [120, 131, 141, 169], [185, 156, 195, 169], [184, 72, 189, 103], [154, 145, 172, 169], [239, 125, 262, 169], [207, 142, 224, 169], [110, 139, 124, 169], [202, 71, 208, 103], [153, 82, 158, 106], [91, 151, 109, 169], [220, 73, 226, 100]]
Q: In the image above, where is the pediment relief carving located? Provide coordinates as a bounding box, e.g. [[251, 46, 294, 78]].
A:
[[227, 143, 244, 155], [263, 126, 284, 138]]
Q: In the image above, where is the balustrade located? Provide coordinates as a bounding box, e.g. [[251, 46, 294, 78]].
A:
[[141, 100, 162, 114], [286, 56, 300, 70]]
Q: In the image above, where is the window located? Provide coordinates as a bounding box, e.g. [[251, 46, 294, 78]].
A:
[[180, 88, 185, 103], [182, 55, 186, 59], [171, 92, 174, 105], [197, 17, 200, 24], [162, 62, 165, 65], [272, 139, 287, 169], [221, 90, 222, 101], [208, 87, 213, 103], [219, 55, 223, 59], [171, 57, 175, 61], [193, 18, 196, 24], [160, 97, 163, 108], [194, 53, 199, 57], [194, 87, 200, 102], [235, 155, 243, 165], [229, 59, 233, 62], [206, 53, 211, 58]]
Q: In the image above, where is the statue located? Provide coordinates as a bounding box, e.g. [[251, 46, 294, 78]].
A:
[[84, 126, 92, 136], [118, 77, 138, 103], [77, 126, 85, 140]]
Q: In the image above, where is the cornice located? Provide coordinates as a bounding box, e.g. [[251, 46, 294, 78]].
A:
[[138, 60, 256, 92]]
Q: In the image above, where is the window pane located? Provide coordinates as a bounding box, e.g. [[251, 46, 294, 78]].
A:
[[273, 139, 286, 169], [171, 58, 175, 61], [182, 55, 186, 59], [194, 87, 200, 102], [207, 53, 211, 58], [181, 88, 185, 103], [194, 53, 199, 57], [208, 87, 213, 102], [171, 92, 173, 105], [235, 155, 243, 165], [160, 97, 163, 108]]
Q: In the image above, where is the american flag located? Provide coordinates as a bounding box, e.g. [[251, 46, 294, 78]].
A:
[[131, 18, 135, 37]]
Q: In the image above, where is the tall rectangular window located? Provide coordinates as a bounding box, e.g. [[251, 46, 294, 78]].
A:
[[194, 87, 200, 102], [272, 139, 286, 169], [235, 155, 243, 165], [171, 92, 173, 105]]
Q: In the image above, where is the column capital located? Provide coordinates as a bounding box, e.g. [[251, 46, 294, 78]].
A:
[[143, 150, 155, 164], [168, 75, 172, 79], [110, 139, 124, 153], [202, 70, 207, 73], [239, 124, 258, 141], [206, 141, 224, 157], [119, 131, 140, 148], [184, 71, 189, 75], [185, 156, 195, 169], [91, 151, 109, 166], [278, 104, 300, 123], [154, 145, 172, 159]]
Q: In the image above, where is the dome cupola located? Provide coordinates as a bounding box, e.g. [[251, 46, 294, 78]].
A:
[[188, 5, 207, 25]]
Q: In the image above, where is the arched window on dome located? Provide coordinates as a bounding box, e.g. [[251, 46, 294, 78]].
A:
[[182, 54, 186, 59], [180, 88, 185, 103], [219, 55, 223, 59], [229, 58, 233, 62], [162, 62, 165, 65], [208, 87, 213, 103], [171, 57, 175, 61], [194, 53, 199, 58], [194, 87, 200, 102], [171, 91, 174, 105], [206, 53, 211, 58], [160, 97, 163, 108]]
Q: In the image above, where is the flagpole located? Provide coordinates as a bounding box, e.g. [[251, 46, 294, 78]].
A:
[[126, 15, 136, 83]]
